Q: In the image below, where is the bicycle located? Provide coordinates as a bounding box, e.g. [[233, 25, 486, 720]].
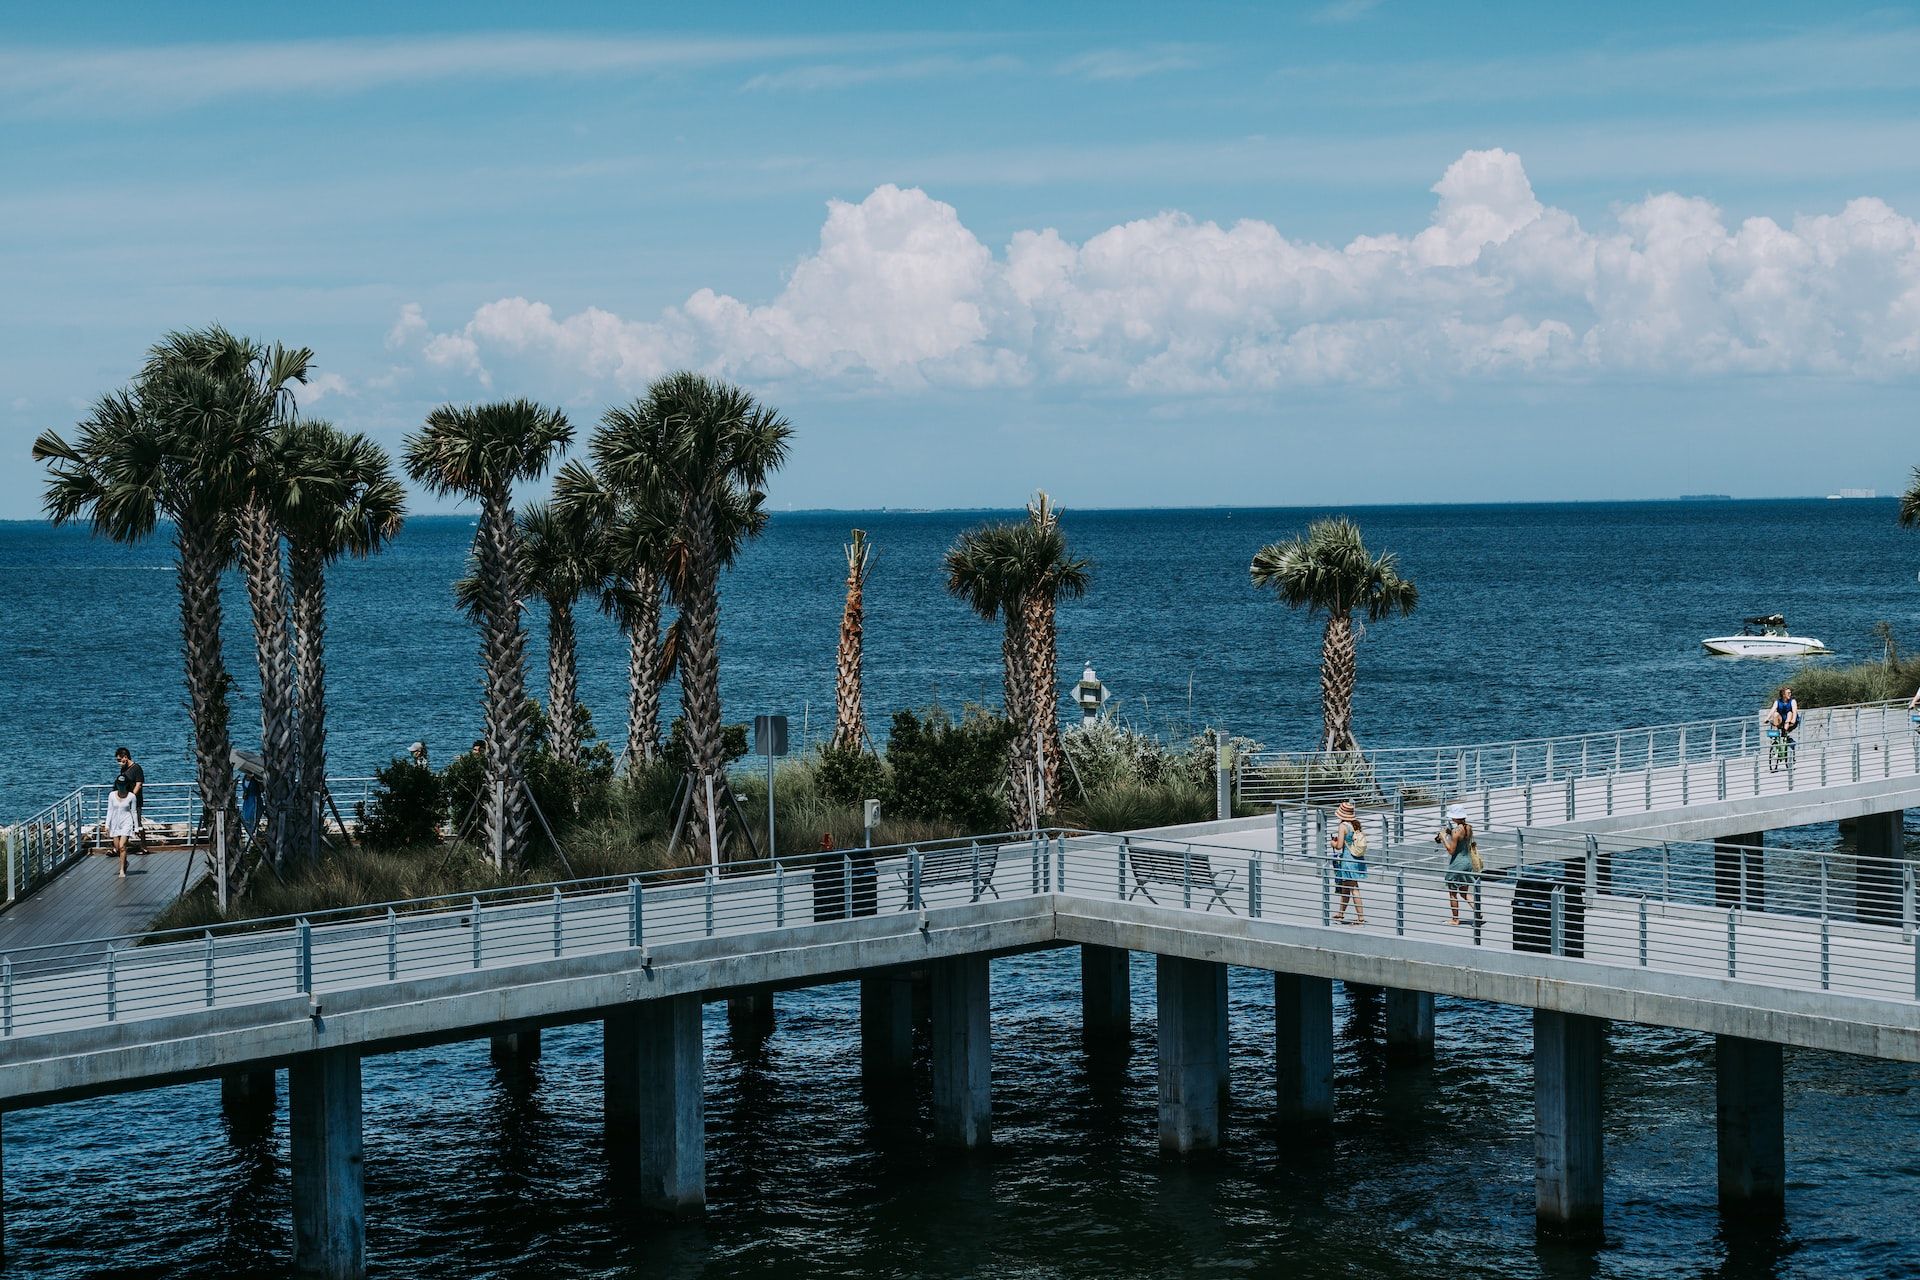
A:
[[1766, 726, 1794, 773]]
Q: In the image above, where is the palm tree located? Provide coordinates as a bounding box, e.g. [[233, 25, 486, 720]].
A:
[[832, 529, 875, 752], [1250, 516, 1418, 753], [143, 327, 314, 865], [944, 521, 1036, 822], [404, 400, 572, 869], [589, 374, 790, 857], [1899, 468, 1920, 529], [33, 383, 241, 896], [276, 420, 406, 835], [1013, 493, 1090, 808], [518, 499, 607, 767]]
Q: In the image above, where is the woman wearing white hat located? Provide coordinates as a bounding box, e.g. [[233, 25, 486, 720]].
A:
[[1436, 803, 1478, 926]]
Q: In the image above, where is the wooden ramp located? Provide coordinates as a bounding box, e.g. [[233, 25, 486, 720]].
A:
[[0, 846, 200, 953]]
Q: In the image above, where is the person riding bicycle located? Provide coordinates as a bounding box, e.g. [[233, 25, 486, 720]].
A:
[[1768, 685, 1800, 746]]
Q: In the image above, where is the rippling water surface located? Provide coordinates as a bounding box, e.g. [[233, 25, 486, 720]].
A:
[[3, 500, 1918, 1278]]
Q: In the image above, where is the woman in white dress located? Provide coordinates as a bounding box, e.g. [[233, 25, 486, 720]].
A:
[[102, 779, 139, 878]]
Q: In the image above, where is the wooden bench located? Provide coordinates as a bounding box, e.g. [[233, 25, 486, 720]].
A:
[[1124, 840, 1237, 913], [895, 841, 1001, 906]]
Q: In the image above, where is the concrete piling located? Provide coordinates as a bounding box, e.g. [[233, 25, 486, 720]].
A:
[[860, 973, 915, 1084], [603, 1009, 641, 1169], [1716, 1036, 1785, 1215], [488, 1029, 541, 1075], [631, 995, 705, 1215], [221, 1067, 278, 1131], [1384, 989, 1435, 1064], [1156, 955, 1227, 1153], [289, 1049, 365, 1280], [1080, 944, 1131, 1048], [727, 990, 776, 1042], [1533, 1010, 1604, 1235], [1855, 809, 1903, 925], [930, 955, 992, 1148], [1713, 831, 1768, 911], [1273, 973, 1333, 1129]]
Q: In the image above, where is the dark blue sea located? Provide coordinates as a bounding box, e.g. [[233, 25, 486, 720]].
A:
[[3, 499, 1918, 1278]]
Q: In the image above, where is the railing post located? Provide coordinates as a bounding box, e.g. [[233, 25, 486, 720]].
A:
[[215, 810, 229, 912], [106, 947, 117, 1022], [385, 908, 397, 981], [704, 868, 716, 936], [1395, 791, 1405, 841], [1525, 782, 1534, 825], [1584, 834, 1599, 899], [2, 955, 11, 1035], [1320, 861, 1331, 926], [1662, 843, 1671, 900], [1056, 834, 1066, 893], [1482, 790, 1491, 828], [1644, 766, 1652, 810], [1249, 858, 1262, 918], [842, 852, 853, 918], [1637, 898, 1648, 966], [4, 825, 14, 905], [1903, 864, 1916, 942], [204, 932, 216, 1006], [1682, 762, 1690, 805], [628, 878, 643, 948], [1115, 837, 1127, 901], [471, 896, 483, 968], [1516, 828, 1526, 870], [1718, 759, 1727, 801], [911, 847, 925, 910], [1395, 872, 1405, 936], [776, 864, 786, 927], [1727, 908, 1737, 977], [297, 918, 313, 994], [1182, 844, 1194, 909], [1820, 748, 1828, 787], [1565, 774, 1575, 821], [1605, 773, 1613, 816], [1549, 886, 1566, 957], [552, 885, 564, 957], [1853, 741, 1861, 783]]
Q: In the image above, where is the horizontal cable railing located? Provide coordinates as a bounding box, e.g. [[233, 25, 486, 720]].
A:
[[1240, 700, 1915, 808], [3, 776, 379, 908], [0, 828, 1074, 1039]]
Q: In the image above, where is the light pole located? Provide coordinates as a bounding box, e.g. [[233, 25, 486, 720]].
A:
[[1074, 662, 1109, 728]]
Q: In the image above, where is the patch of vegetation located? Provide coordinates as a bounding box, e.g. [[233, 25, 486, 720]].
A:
[[355, 758, 444, 851], [884, 705, 1018, 831]]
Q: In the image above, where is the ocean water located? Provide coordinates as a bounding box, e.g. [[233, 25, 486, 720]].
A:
[[2, 499, 1918, 1278]]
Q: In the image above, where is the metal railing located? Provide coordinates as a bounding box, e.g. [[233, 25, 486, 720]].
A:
[[0, 828, 1071, 1040], [1245, 701, 1920, 832], [4, 777, 378, 908], [4, 818, 1915, 1048]]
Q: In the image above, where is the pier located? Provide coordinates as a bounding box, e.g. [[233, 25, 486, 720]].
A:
[[2, 701, 1917, 1276]]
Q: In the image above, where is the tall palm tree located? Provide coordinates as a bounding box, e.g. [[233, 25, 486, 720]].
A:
[[276, 420, 406, 834], [553, 459, 676, 774], [944, 522, 1036, 822], [144, 327, 314, 865], [404, 400, 572, 869], [590, 374, 790, 857], [832, 529, 875, 752], [518, 498, 607, 767], [1013, 493, 1090, 808], [1251, 516, 1418, 753], [33, 383, 241, 894], [1899, 468, 1920, 529]]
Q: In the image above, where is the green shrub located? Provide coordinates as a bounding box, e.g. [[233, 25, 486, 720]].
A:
[[885, 706, 1016, 831], [355, 758, 445, 851], [813, 743, 888, 808], [1788, 658, 1920, 708], [1065, 779, 1214, 832], [663, 718, 749, 776]]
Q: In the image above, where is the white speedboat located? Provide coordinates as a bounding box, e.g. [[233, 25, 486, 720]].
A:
[[1702, 615, 1831, 658]]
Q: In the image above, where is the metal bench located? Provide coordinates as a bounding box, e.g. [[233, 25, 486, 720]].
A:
[[894, 841, 1001, 907], [1124, 840, 1237, 913]]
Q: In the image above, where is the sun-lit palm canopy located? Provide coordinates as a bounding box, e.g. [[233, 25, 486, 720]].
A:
[[403, 399, 573, 499], [1249, 516, 1418, 622]]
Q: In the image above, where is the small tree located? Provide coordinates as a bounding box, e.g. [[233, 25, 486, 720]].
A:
[[832, 529, 875, 751]]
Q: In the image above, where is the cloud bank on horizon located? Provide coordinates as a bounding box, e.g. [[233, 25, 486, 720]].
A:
[[389, 149, 1920, 399]]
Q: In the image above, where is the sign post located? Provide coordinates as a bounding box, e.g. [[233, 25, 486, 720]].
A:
[[754, 715, 790, 861]]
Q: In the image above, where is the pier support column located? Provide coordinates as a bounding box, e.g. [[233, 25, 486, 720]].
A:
[[930, 955, 992, 1148], [1273, 973, 1333, 1129], [603, 1010, 640, 1169], [221, 1067, 278, 1130], [633, 995, 705, 1215], [1716, 1036, 1784, 1215], [1157, 955, 1227, 1153], [1533, 1010, 1604, 1235], [1713, 831, 1767, 911], [727, 990, 776, 1042], [489, 1029, 541, 1074], [860, 973, 915, 1084], [1384, 989, 1435, 1065], [1081, 945, 1131, 1048], [289, 1049, 364, 1280], [1855, 810, 1903, 926]]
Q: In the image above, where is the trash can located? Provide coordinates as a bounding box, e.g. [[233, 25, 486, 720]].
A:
[[1511, 865, 1586, 958], [812, 852, 850, 922]]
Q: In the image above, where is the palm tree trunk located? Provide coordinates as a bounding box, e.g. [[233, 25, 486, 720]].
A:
[[832, 539, 867, 751], [1002, 611, 1035, 826], [477, 486, 534, 868], [677, 496, 726, 857], [546, 596, 581, 766], [1321, 611, 1359, 754], [624, 571, 663, 773], [288, 541, 328, 847], [236, 494, 299, 864], [176, 519, 236, 884], [1024, 591, 1063, 812]]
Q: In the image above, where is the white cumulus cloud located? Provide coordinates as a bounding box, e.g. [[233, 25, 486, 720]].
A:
[[395, 148, 1920, 396]]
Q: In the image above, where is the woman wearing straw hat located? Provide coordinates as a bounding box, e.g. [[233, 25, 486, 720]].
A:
[[1437, 803, 1479, 926], [1330, 800, 1368, 925]]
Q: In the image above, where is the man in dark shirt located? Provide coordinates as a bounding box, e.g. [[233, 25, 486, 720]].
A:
[[114, 746, 145, 832]]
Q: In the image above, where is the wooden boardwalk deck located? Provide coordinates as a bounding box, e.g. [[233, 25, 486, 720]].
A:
[[0, 847, 200, 953]]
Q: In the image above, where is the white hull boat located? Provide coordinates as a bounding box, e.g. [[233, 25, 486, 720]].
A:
[[1702, 614, 1830, 658]]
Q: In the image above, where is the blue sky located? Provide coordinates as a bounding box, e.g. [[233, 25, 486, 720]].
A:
[[6, 1, 1920, 516]]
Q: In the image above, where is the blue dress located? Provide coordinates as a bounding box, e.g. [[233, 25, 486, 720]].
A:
[[1336, 829, 1368, 882]]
